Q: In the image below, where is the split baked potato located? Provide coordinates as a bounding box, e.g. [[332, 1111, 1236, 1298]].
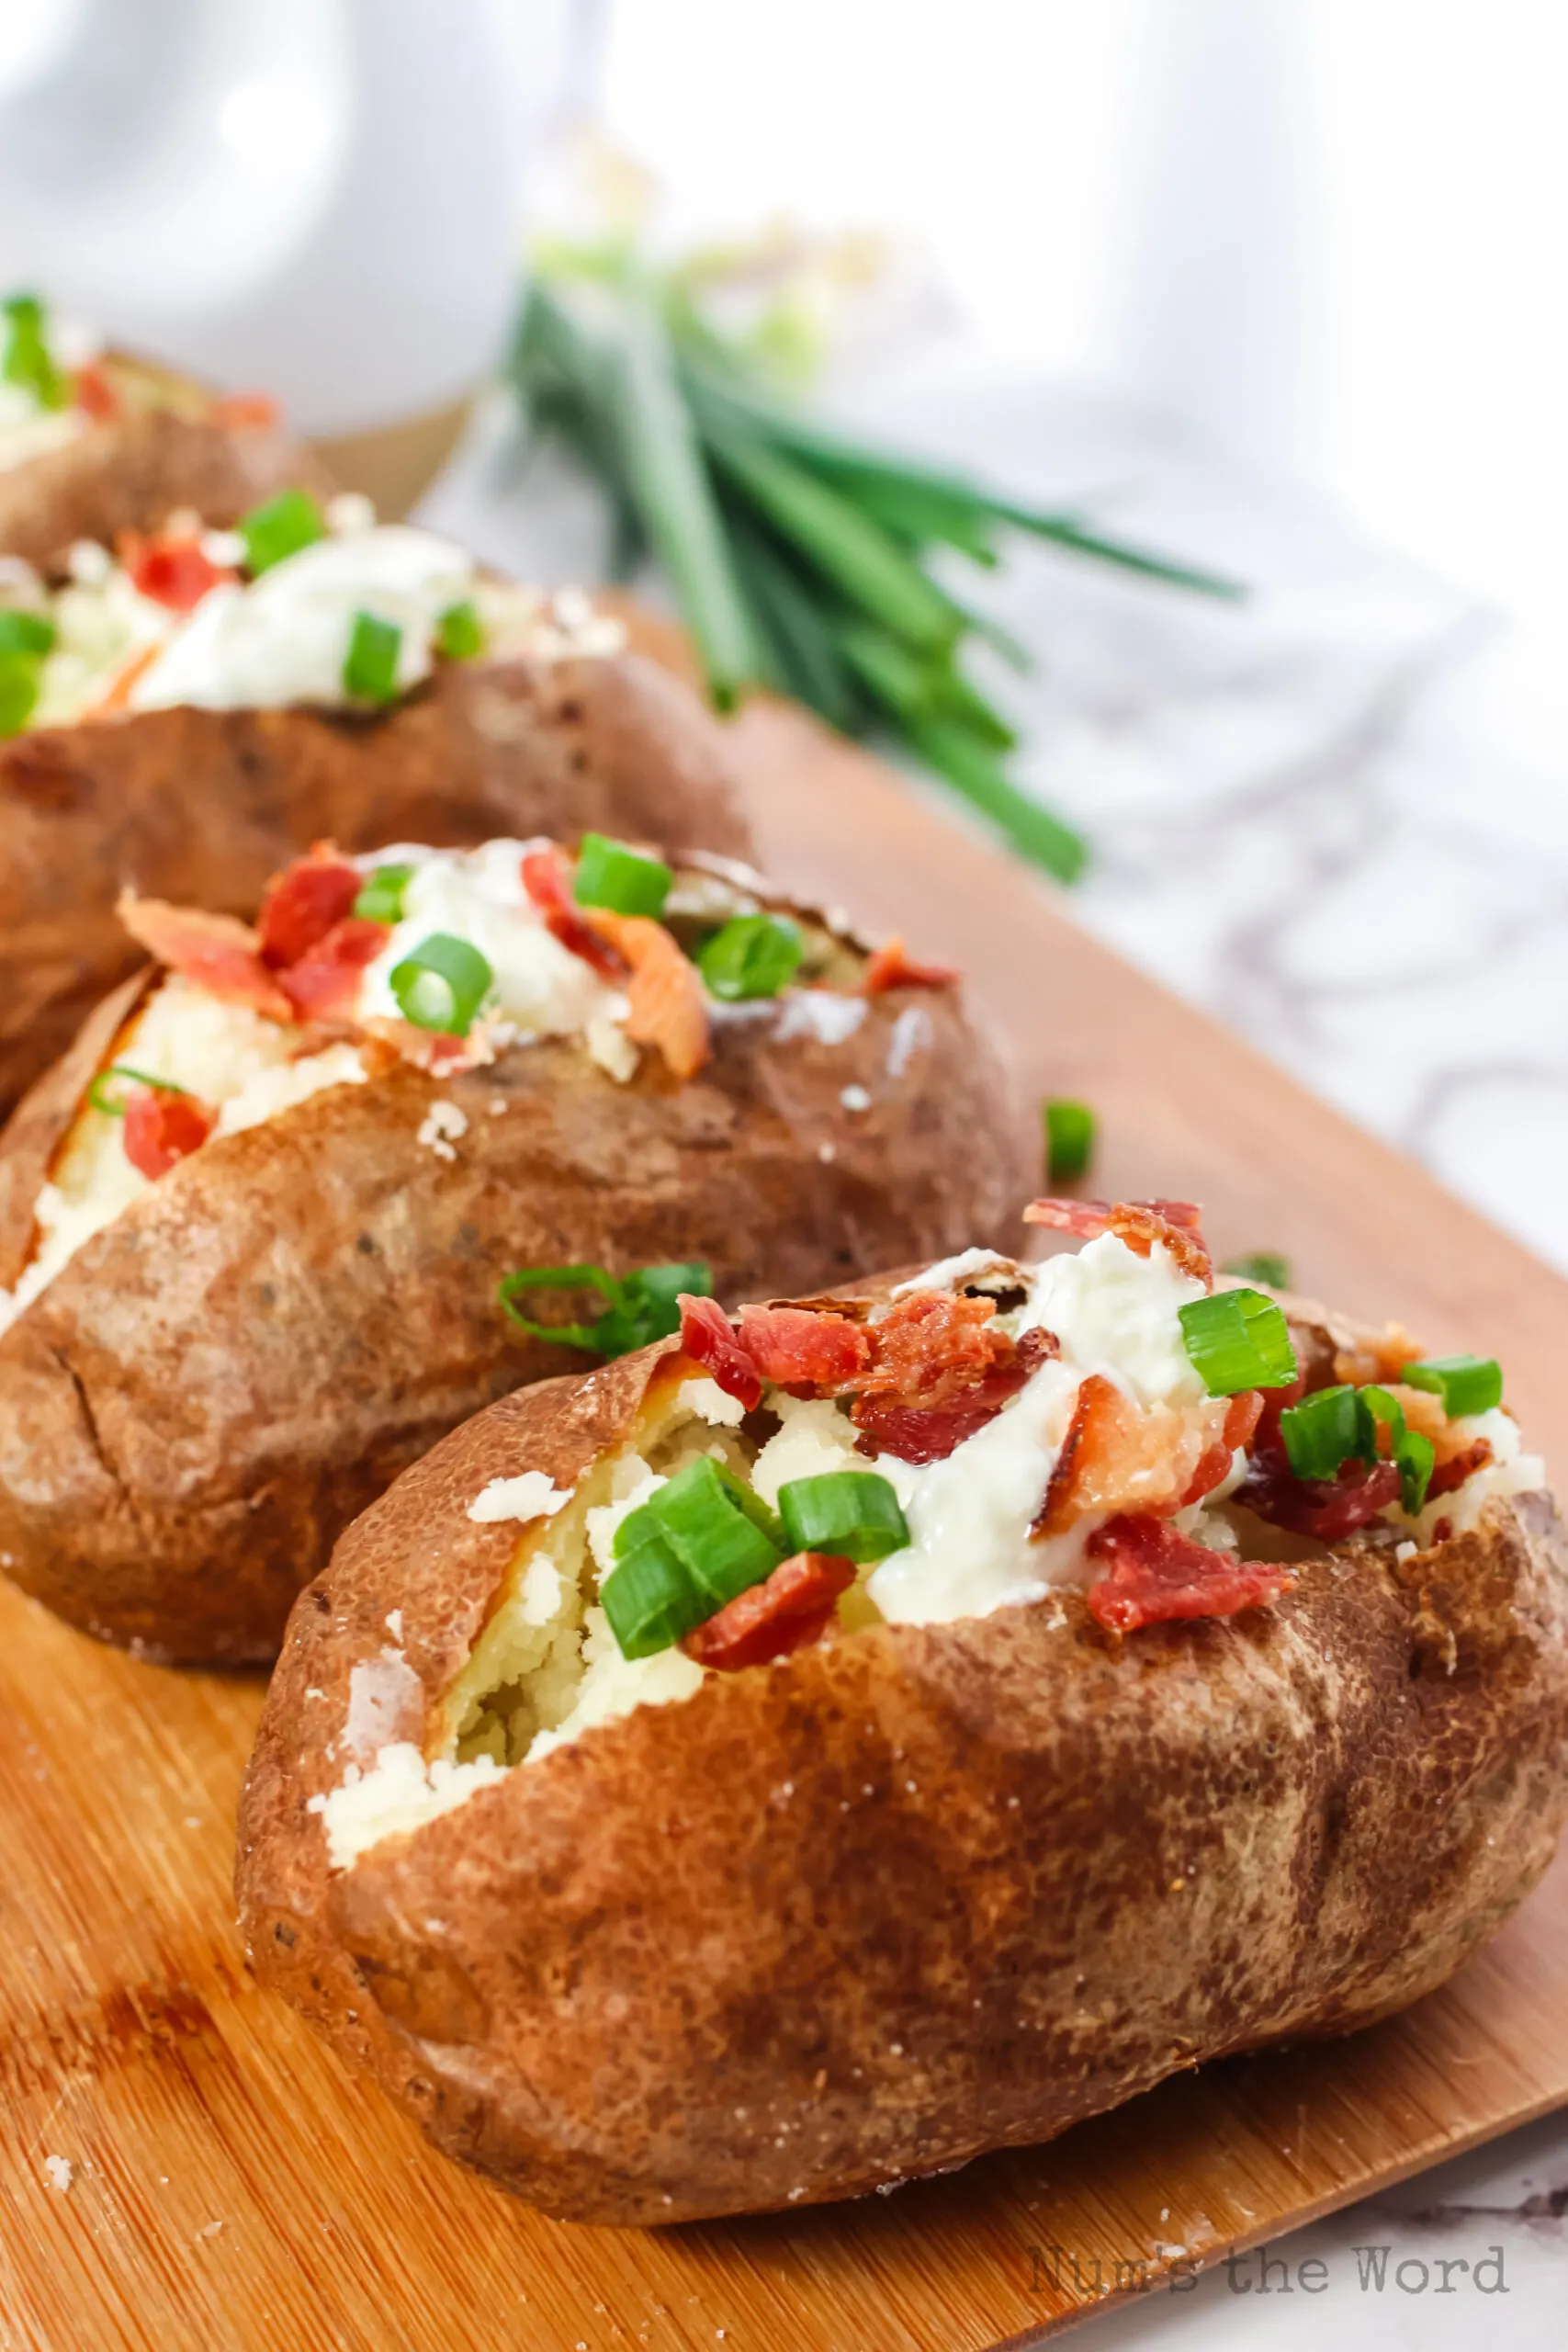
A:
[[0, 491, 750, 1112], [0, 293, 331, 567], [237, 1201, 1568, 2225], [0, 836, 1032, 1661]]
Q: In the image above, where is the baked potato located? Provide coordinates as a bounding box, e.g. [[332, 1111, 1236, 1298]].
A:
[[0, 836, 1033, 1662], [236, 1199, 1568, 2226], [0, 492, 750, 1110], [0, 293, 332, 567]]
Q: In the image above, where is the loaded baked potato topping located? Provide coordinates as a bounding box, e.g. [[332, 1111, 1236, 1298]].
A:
[[1, 290, 276, 477], [0, 482, 623, 734], [0, 836, 944, 1332], [318, 1201, 1542, 1868]]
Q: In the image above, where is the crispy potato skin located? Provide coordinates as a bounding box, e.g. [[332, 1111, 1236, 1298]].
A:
[[235, 1325, 1568, 2227], [0, 648, 752, 1113], [0, 404, 334, 572], [0, 980, 1031, 1661]]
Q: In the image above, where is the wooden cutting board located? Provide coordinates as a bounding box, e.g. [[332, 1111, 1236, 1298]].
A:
[[4, 706, 1567, 2352]]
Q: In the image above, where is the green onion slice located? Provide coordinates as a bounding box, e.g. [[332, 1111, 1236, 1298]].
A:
[[0, 609, 56, 658], [600, 1529, 704, 1659], [1279, 1381, 1435, 1515], [572, 832, 673, 919], [0, 653, 40, 738], [1179, 1287, 1298, 1396], [2, 293, 67, 409], [497, 1260, 711, 1359], [435, 598, 485, 661], [389, 933, 492, 1035], [1043, 1098, 1096, 1185], [642, 1455, 783, 1610], [343, 610, 403, 704], [1402, 1354, 1503, 1419], [86, 1064, 191, 1118], [351, 862, 416, 925], [696, 913, 803, 1001], [777, 1470, 908, 1564], [238, 487, 327, 576], [1222, 1251, 1292, 1291]]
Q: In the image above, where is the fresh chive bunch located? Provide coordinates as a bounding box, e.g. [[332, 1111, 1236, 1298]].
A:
[[506, 249, 1239, 883]]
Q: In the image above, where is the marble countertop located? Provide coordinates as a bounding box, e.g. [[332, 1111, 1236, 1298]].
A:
[[418, 359, 1568, 2342]]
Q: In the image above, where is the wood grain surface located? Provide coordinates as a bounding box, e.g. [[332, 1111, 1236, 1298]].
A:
[[3, 704, 1566, 2352]]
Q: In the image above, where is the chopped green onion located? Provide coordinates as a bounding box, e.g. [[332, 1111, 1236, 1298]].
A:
[[643, 1455, 783, 1611], [1280, 1381, 1435, 1515], [1223, 1251, 1292, 1291], [343, 610, 403, 704], [1402, 1354, 1503, 1419], [0, 609, 56, 658], [1043, 1099, 1096, 1185], [777, 1471, 909, 1564], [352, 862, 416, 925], [86, 1064, 190, 1118], [389, 933, 492, 1035], [600, 1530, 704, 1659], [435, 598, 486, 661], [572, 832, 673, 919], [1179, 1288, 1298, 1396], [696, 913, 803, 1001], [0, 653, 40, 738], [2, 293, 67, 409], [239, 487, 326, 576], [1280, 1385, 1361, 1481], [498, 1260, 712, 1360]]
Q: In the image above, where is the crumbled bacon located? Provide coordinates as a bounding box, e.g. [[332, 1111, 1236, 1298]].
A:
[[121, 1086, 216, 1180], [853, 1291, 1014, 1408], [123, 531, 232, 613], [737, 1305, 872, 1390], [1235, 1451, 1402, 1541], [521, 848, 629, 981], [73, 360, 119, 421], [276, 918, 391, 1021], [577, 906, 709, 1079], [1030, 1374, 1229, 1538], [257, 850, 363, 969], [854, 1329, 1056, 1464], [676, 1294, 761, 1410], [115, 891, 294, 1022], [1179, 1390, 1266, 1508], [861, 937, 961, 995], [1023, 1197, 1212, 1286], [210, 391, 281, 430], [1425, 1438, 1494, 1499], [678, 1552, 855, 1670], [1085, 1513, 1294, 1634]]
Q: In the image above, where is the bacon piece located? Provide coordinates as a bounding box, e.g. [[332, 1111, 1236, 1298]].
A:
[[737, 1305, 872, 1390], [257, 850, 363, 969], [276, 918, 390, 1021], [1031, 1375, 1224, 1538], [676, 1295, 761, 1410], [1085, 1513, 1294, 1634], [1425, 1438, 1494, 1500], [1024, 1196, 1212, 1285], [854, 1329, 1056, 1465], [121, 1086, 216, 1181], [521, 847, 629, 982], [73, 360, 119, 421], [854, 1291, 1014, 1408], [862, 937, 961, 996], [1180, 1390, 1266, 1508], [210, 391, 281, 430], [579, 908, 709, 1080], [1235, 1452, 1402, 1541], [678, 1552, 856, 1671], [115, 890, 294, 1022], [123, 532, 231, 613]]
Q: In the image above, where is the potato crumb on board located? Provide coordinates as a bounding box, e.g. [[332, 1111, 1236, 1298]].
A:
[[43, 2155, 72, 2191]]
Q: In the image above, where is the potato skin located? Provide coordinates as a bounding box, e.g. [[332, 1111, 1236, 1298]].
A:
[[0, 971, 1031, 1661], [236, 1329, 1568, 2227], [0, 402, 334, 572], [0, 648, 752, 1113]]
